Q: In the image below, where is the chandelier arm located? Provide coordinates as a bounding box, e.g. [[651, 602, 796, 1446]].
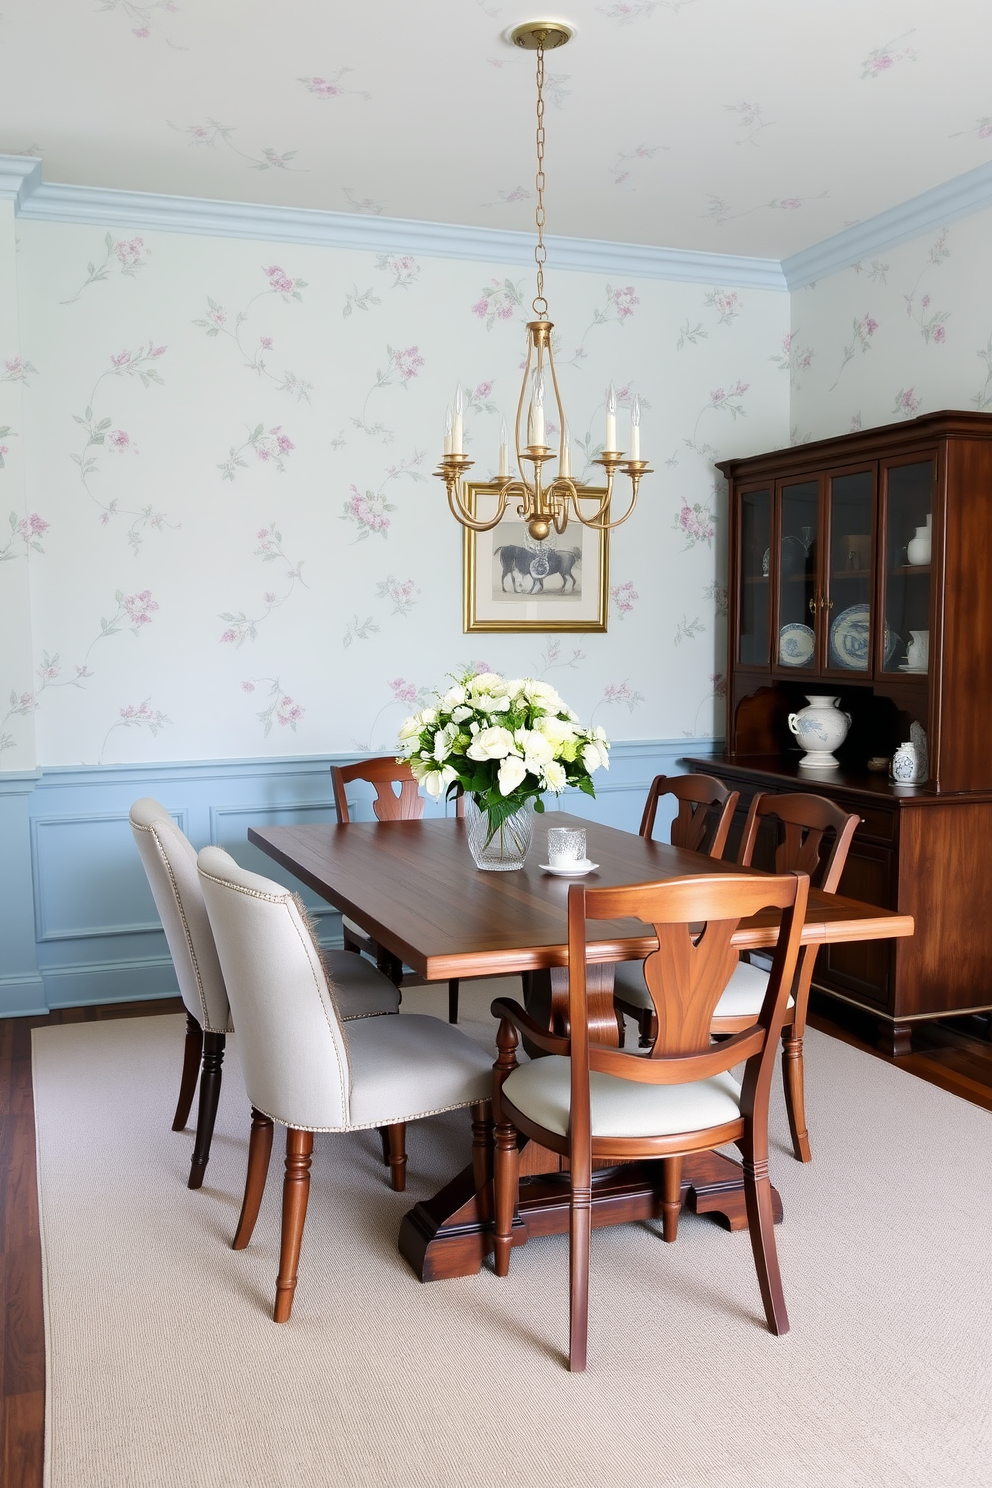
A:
[[571, 485, 639, 532], [443, 478, 512, 532]]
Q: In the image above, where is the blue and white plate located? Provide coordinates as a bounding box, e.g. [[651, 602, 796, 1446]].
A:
[[829, 605, 899, 670], [778, 622, 815, 666]]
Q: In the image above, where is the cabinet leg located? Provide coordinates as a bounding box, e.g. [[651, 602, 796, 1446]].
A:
[[881, 1020, 913, 1058]]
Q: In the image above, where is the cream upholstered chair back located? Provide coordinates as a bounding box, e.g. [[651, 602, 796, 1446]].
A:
[[197, 846, 353, 1130], [129, 798, 231, 1034]]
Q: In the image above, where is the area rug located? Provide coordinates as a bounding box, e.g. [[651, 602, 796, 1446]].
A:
[[33, 980, 992, 1488]]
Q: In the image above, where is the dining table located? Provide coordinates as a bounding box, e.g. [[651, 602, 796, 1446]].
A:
[[248, 810, 914, 1281]]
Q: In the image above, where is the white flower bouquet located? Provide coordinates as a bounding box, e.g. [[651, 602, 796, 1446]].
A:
[[397, 670, 609, 841]]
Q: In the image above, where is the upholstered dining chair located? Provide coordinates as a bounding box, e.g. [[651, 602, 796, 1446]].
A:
[[331, 757, 465, 1023], [491, 869, 809, 1372], [130, 798, 402, 1190], [613, 791, 859, 1163], [197, 845, 493, 1323]]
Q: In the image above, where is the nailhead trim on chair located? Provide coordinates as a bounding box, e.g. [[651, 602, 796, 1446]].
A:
[[134, 818, 231, 1033], [243, 1096, 492, 1136], [198, 867, 351, 1119]]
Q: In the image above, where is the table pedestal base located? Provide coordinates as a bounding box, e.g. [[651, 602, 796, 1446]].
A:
[[398, 1145, 783, 1282]]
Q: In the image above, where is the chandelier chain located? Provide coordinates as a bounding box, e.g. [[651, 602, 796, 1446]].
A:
[[533, 43, 548, 317]]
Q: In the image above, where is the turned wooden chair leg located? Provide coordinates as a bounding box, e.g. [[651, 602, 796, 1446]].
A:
[[274, 1128, 313, 1323], [742, 1146, 789, 1336], [172, 1011, 203, 1132], [386, 1122, 407, 1192], [782, 1030, 812, 1163], [233, 1107, 274, 1250], [448, 979, 460, 1024], [471, 1100, 494, 1224], [188, 1030, 225, 1190], [660, 1154, 684, 1242], [637, 1009, 657, 1050], [493, 1120, 520, 1278], [569, 1180, 592, 1373]]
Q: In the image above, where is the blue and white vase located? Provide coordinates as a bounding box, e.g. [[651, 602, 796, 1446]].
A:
[[787, 695, 852, 769]]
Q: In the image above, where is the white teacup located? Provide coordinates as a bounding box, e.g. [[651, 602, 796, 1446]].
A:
[[548, 826, 586, 867]]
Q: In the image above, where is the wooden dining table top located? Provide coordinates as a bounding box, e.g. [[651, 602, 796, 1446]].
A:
[[247, 811, 914, 983]]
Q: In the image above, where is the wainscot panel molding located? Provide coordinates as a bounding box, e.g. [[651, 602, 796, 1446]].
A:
[[0, 741, 714, 1015]]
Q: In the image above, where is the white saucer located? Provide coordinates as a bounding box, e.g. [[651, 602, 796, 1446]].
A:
[[539, 859, 599, 876]]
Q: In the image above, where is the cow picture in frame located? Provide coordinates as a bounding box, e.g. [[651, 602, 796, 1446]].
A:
[[462, 482, 610, 633]]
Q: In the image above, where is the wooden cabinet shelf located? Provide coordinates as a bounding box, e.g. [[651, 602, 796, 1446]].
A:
[[712, 410, 992, 1055]]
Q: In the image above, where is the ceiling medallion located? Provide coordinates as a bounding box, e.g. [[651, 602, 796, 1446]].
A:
[[436, 19, 650, 543]]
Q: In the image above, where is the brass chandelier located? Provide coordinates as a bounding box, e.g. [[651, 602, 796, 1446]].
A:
[[436, 19, 650, 543]]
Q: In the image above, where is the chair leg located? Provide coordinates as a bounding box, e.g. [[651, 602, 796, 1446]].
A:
[[660, 1155, 684, 1242], [471, 1100, 494, 1225], [232, 1107, 274, 1250], [637, 1009, 657, 1050], [742, 1146, 789, 1336], [493, 1119, 520, 1278], [569, 1180, 592, 1373], [448, 979, 460, 1024], [172, 1011, 203, 1132], [188, 1031, 225, 1190], [386, 1123, 407, 1192], [782, 1031, 812, 1163], [274, 1128, 314, 1323]]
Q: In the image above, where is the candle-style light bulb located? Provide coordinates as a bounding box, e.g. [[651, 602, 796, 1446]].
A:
[[630, 394, 641, 460], [451, 385, 464, 455], [498, 417, 509, 478], [605, 383, 617, 452], [528, 372, 546, 448], [443, 406, 452, 457], [561, 422, 571, 478]]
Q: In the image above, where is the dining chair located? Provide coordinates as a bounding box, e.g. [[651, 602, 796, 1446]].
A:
[[197, 845, 493, 1323], [638, 772, 740, 856], [331, 757, 465, 1023], [130, 798, 402, 1190], [491, 869, 809, 1372], [614, 791, 859, 1162], [614, 773, 739, 1037]]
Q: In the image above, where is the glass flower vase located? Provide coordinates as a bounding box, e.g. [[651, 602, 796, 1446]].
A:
[[464, 795, 535, 871]]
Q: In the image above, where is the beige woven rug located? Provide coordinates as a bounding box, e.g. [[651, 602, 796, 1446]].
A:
[[33, 980, 992, 1488]]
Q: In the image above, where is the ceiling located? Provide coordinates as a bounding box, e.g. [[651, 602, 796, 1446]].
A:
[[2, 0, 991, 261]]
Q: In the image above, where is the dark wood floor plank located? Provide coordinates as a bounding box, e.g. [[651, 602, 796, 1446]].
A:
[[3, 1390, 45, 1488]]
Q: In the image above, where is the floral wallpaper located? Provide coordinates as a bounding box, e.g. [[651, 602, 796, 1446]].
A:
[[1, 214, 790, 768], [789, 210, 992, 442]]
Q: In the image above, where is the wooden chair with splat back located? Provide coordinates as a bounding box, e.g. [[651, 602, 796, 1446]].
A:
[[330, 758, 465, 1023], [491, 869, 810, 1371]]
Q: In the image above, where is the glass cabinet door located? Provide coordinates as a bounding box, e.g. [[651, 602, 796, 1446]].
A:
[[824, 469, 874, 674], [777, 479, 819, 669], [881, 458, 935, 675], [738, 487, 771, 667]]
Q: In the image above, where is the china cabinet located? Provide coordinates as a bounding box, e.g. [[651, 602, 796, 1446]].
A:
[[689, 411, 992, 1055]]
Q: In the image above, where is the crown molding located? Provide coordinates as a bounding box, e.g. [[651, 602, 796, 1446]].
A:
[[782, 159, 992, 289], [7, 153, 992, 294], [0, 155, 785, 291]]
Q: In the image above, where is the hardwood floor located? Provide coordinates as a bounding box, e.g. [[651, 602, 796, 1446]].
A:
[[3, 993, 991, 1485]]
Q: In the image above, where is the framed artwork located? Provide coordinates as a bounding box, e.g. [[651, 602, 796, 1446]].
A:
[[462, 482, 610, 633]]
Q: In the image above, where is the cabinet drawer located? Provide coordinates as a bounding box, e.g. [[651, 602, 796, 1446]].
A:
[[852, 805, 896, 843]]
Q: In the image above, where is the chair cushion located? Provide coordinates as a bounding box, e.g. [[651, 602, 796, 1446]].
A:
[[323, 950, 400, 1020], [502, 1056, 742, 1140], [614, 955, 792, 1018], [346, 1015, 492, 1130]]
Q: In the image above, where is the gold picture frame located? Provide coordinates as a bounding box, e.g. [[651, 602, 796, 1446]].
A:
[[462, 483, 610, 633]]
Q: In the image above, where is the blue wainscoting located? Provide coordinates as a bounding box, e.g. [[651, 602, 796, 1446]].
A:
[[0, 740, 717, 1016]]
